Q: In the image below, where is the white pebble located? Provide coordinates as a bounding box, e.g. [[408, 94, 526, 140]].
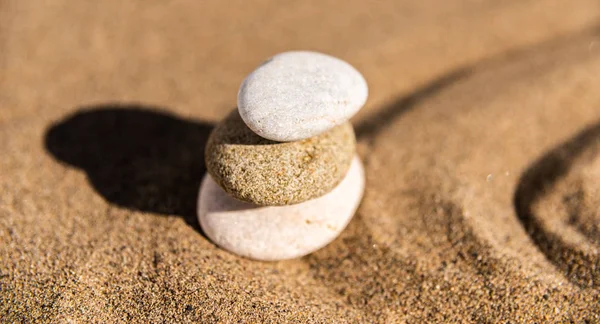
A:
[[238, 51, 368, 142], [198, 156, 365, 261]]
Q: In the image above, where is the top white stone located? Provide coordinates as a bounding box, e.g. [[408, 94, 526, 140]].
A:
[[237, 51, 368, 142]]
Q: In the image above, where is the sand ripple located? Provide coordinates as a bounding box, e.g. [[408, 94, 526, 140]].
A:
[[308, 28, 600, 321]]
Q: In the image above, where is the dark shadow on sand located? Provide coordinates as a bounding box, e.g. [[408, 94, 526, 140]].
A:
[[355, 69, 469, 140], [44, 104, 214, 231]]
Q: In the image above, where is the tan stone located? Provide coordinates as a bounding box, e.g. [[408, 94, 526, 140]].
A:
[[205, 110, 355, 206]]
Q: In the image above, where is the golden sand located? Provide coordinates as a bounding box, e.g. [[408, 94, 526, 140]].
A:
[[1, 0, 600, 322]]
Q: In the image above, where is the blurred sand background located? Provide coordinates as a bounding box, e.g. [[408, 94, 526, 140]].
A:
[[1, 0, 600, 322]]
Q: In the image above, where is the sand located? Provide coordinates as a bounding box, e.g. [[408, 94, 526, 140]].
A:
[[1, 0, 600, 322]]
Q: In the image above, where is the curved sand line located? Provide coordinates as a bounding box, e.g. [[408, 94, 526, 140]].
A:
[[515, 123, 600, 288], [307, 27, 600, 321]]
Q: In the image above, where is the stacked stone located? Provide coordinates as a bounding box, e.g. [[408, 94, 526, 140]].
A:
[[198, 51, 368, 261]]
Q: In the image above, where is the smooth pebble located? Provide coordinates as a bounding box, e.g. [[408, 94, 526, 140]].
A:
[[238, 51, 368, 142], [205, 110, 355, 206], [198, 156, 365, 261]]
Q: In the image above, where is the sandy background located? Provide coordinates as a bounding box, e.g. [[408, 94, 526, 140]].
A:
[[1, 0, 600, 322]]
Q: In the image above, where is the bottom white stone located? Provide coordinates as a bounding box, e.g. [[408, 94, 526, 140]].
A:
[[197, 155, 365, 261]]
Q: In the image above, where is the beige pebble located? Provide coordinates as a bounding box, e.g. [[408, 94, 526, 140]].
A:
[[198, 156, 365, 261]]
